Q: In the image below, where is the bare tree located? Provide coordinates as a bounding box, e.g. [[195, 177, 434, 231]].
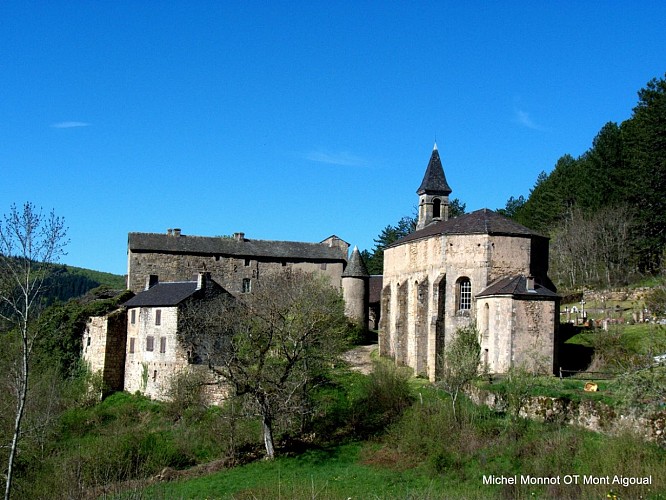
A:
[[0, 203, 68, 500], [436, 324, 481, 421], [178, 269, 348, 459]]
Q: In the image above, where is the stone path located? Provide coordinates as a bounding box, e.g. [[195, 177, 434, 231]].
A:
[[341, 343, 377, 374]]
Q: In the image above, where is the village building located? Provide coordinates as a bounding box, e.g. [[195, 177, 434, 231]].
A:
[[126, 231, 349, 295], [121, 272, 230, 399], [379, 144, 559, 380], [84, 232, 370, 400]]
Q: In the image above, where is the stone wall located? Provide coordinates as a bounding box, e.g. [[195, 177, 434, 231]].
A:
[[82, 310, 127, 396], [125, 305, 188, 399], [128, 251, 345, 295], [470, 387, 666, 447]]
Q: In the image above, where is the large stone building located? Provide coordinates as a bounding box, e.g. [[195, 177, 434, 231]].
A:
[[380, 144, 559, 380], [127, 231, 349, 295], [84, 232, 371, 400]]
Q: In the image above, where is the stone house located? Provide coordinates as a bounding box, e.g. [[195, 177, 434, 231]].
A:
[[122, 272, 230, 400], [380, 144, 559, 380]]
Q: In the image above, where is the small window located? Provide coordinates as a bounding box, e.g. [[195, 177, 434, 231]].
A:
[[146, 336, 154, 352], [155, 309, 161, 326], [242, 278, 251, 293], [153, 370, 157, 381], [160, 337, 167, 353], [244, 258, 251, 267], [457, 278, 472, 311], [130, 309, 136, 325], [86, 336, 91, 347], [320, 263, 327, 270], [129, 337, 135, 353], [433, 198, 441, 218]]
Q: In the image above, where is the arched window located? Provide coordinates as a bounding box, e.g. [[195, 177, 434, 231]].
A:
[[433, 198, 441, 219], [456, 277, 471, 311]]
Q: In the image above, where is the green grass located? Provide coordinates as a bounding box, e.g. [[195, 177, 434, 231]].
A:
[[566, 323, 666, 355], [143, 442, 448, 499], [138, 390, 666, 500]]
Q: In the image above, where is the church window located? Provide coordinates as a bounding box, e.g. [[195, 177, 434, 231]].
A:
[[433, 198, 441, 218], [242, 278, 252, 293], [155, 309, 161, 326], [456, 278, 472, 311], [146, 336, 154, 352]]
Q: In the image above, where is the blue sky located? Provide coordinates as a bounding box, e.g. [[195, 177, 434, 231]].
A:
[[1, 1, 664, 275]]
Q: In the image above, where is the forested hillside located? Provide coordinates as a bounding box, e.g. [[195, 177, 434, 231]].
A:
[[502, 74, 666, 289]]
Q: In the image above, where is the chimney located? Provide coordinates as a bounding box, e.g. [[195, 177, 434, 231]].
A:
[[233, 232, 245, 241], [167, 228, 173, 236], [173, 228, 182, 237], [145, 275, 159, 290], [196, 272, 210, 290], [526, 276, 535, 292]]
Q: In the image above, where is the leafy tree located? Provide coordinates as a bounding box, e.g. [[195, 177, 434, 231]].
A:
[[435, 324, 480, 421], [0, 202, 68, 500], [496, 195, 525, 219], [178, 269, 348, 459], [448, 197, 467, 218]]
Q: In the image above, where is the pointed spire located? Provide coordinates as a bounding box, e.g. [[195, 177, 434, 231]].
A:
[[342, 246, 369, 278], [416, 145, 452, 196]]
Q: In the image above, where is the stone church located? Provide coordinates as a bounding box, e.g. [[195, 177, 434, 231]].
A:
[[379, 144, 559, 380]]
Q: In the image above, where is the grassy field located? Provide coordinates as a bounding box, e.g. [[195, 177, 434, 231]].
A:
[[135, 392, 666, 500], [10, 354, 666, 499]]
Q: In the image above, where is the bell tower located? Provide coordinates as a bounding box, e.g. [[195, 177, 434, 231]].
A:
[[416, 143, 452, 230]]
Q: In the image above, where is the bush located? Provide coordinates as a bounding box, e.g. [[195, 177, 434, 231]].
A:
[[349, 361, 413, 437]]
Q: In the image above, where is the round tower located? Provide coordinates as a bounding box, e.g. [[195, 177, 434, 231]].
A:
[[341, 246, 370, 326]]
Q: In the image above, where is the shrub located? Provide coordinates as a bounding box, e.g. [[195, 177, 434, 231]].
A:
[[349, 361, 413, 437]]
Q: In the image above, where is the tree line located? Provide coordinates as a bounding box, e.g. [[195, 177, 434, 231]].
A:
[[501, 74, 666, 288]]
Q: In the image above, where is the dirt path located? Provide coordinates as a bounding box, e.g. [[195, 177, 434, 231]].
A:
[[341, 343, 377, 374]]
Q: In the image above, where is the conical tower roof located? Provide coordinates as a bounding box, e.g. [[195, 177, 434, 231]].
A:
[[416, 143, 452, 196], [342, 246, 369, 278]]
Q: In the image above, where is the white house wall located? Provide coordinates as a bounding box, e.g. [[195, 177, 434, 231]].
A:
[[124, 306, 188, 399]]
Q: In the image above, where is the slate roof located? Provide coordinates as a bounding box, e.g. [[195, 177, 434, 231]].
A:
[[128, 233, 347, 261], [476, 275, 558, 299], [390, 208, 544, 247], [342, 247, 369, 278], [124, 281, 201, 307], [416, 144, 452, 196]]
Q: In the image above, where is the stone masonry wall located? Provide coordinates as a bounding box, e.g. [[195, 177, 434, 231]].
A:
[[382, 232, 542, 380], [128, 251, 344, 295], [125, 305, 188, 400], [470, 387, 666, 447], [82, 310, 127, 395]]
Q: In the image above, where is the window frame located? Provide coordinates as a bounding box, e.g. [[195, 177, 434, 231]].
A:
[[456, 277, 472, 312]]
